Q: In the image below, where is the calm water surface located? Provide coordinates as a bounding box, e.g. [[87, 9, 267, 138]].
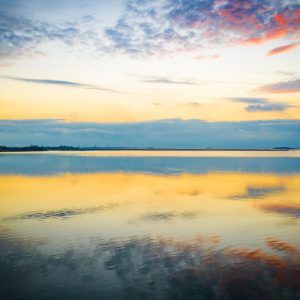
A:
[[0, 151, 300, 299]]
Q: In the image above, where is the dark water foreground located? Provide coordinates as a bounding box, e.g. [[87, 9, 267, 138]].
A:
[[0, 152, 300, 299]]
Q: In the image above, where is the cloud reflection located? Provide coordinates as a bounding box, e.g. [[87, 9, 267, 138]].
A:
[[5, 203, 123, 221], [136, 210, 202, 222], [233, 185, 285, 199], [1, 170, 300, 298], [0, 233, 299, 299], [260, 205, 300, 218]]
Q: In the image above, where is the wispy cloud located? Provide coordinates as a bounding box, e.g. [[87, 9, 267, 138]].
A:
[[230, 98, 291, 112], [153, 102, 203, 108], [139, 76, 199, 86], [259, 79, 300, 93], [1, 76, 124, 93], [194, 54, 220, 61], [131, 74, 199, 85], [267, 42, 299, 56], [277, 71, 299, 77], [178, 102, 203, 107]]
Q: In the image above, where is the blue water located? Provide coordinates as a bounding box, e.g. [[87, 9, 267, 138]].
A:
[[1, 153, 300, 175]]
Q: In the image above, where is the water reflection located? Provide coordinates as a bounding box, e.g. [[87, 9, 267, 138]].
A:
[[1, 153, 300, 175], [5, 203, 123, 221], [136, 210, 203, 222], [233, 185, 285, 199], [0, 153, 300, 299], [260, 205, 300, 218], [1, 232, 299, 300]]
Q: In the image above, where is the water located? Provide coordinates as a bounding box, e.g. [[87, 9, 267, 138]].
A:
[[0, 151, 300, 299]]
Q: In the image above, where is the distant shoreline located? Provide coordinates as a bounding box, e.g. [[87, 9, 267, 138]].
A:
[[0, 146, 297, 152]]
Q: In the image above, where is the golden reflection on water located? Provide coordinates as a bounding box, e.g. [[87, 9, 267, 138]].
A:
[[0, 172, 299, 247], [1, 171, 300, 299], [0, 172, 299, 213]]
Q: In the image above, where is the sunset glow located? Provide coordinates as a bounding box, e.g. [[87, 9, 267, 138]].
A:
[[0, 0, 299, 148]]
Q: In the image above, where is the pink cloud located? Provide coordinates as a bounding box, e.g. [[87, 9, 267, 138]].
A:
[[274, 14, 286, 26], [194, 54, 220, 60], [105, 0, 300, 56], [267, 42, 299, 56], [259, 79, 300, 94], [242, 28, 288, 45], [174, 1, 300, 48]]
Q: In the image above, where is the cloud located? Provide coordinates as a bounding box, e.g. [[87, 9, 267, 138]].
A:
[[194, 54, 220, 60], [259, 78, 300, 93], [1, 0, 300, 59], [1, 76, 124, 93], [178, 102, 203, 107], [267, 42, 299, 56], [138, 76, 199, 85], [242, 28, 288, 46], [3, 77, 83, 87], [0, 2, 103, 60], [0, 14, 76, 59], [229, 98, 291, 112], [153, 102, 203, 108], [1, 119, 300, 149], [104, 0, 300, 56], [277, 71, 299, 77]]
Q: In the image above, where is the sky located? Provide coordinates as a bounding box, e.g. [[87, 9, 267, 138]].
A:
[[0, 0, 300, 147]]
